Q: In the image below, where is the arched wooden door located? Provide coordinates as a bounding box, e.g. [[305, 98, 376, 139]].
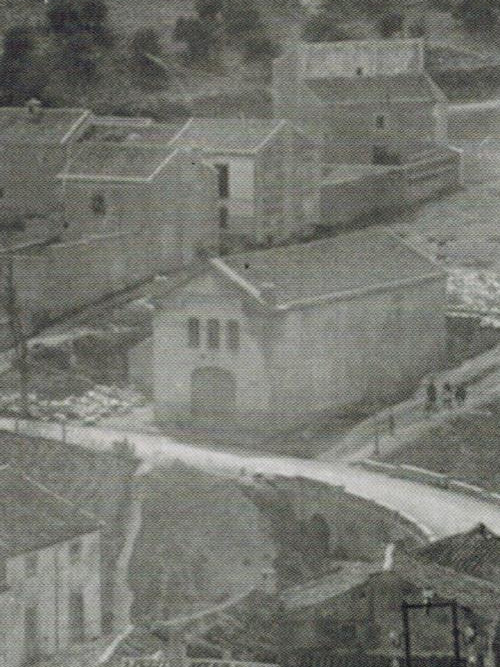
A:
[[191, 367, 236, 416]]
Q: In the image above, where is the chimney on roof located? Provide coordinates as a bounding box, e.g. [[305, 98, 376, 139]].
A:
[[26, 98, 43, 123]]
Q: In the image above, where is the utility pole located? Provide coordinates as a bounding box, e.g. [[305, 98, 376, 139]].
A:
[[402, 596, 473, 667], [2, 251, 30, 418]]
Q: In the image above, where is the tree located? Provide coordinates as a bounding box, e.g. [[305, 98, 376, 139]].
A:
[[378, 12, 403, 38], [0, 27, 45, 105], [47, 0, 112, 45], [174, 17, 217, 63], [62, 31, 98, 81], [47, 0, 81, 35], [129, 28, 166, 86], [302, 13, 349, 42], [195, 0, 223, 20], [453, 0, 500, 33], [1, 249, 30, 418], [242, 33, 280, 63], [222, 2, 263, 36], [3, 26, 36, 61]]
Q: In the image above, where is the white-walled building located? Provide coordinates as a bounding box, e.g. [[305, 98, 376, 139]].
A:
[[151, 229, 447, 432], [0, 465, 102, 667]]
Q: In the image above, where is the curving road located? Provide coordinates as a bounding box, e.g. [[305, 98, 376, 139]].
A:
[[3, 417, 500, 542]]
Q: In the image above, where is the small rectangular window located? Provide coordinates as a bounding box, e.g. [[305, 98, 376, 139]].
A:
[[214, 164, 229, 199], [375, 115, 386, 130], [25, 552, 38, 578], [207, 319, 220, 349], [188, 318, 200, 348], [219, 206, 228, 229], [69, 540, 82, 565], [226, 320, 240, 351]]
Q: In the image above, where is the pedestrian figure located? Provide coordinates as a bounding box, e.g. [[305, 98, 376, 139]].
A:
[[425, 380, 437, 416], [455, 383, 467, 406], [442, 382, 453, 410]]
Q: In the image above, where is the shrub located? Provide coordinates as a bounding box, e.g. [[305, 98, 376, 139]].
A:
[[378, 12, 403, 38], [3, 26, 36, 61], [195, 0, 223, 19], [243, 33, 280, 62], [453, 0, 500, 33], [302, 12, 349, 42], [174, 16, 217, 63]]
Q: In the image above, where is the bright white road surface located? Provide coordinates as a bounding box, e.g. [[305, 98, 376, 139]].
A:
[[3, 418, 500, 542]]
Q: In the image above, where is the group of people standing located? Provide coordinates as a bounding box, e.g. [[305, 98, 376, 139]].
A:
[[425, 379, 467, 414]]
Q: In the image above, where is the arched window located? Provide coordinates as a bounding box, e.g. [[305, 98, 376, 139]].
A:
[[207, 319, 220, 349], [188, 317, 201, 348], [226, 320, 240, 351], [91, 192, 106, 216]]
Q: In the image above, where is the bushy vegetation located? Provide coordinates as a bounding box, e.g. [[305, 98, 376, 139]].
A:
[[174, 0, 279, 67], [453, 0, 500, 34], [302, 12, 349, 43]]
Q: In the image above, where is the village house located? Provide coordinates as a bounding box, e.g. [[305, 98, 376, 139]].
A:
[[0, 465, 102, 667], [0, 102, 90, 219], [10, 141, 219, 324], [74, 116, 321, 248], [168, 118, 321, 248], [273, 38, 449, 164], [281, 544, 499, 662], [150, 228, 447, 431]]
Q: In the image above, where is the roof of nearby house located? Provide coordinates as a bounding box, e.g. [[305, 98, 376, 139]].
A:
[[0, 106, 90, 145], [0, 465, 100, 557], [58, 142, 180, 181], [207, 229, 443, 311], [281, 544, 500, 618], [79, 120, 184, 145], [171, 117, 287, 154], [281, 561, 383, 610], [306, 72, 445, 105], [447, 103, 500, 143], [391, 547, 500, 618], [418, 523, 500, 584]]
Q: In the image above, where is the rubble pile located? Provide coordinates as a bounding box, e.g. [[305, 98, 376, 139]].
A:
[[0, 384, 146, 425], [448, 269, 500, 314]]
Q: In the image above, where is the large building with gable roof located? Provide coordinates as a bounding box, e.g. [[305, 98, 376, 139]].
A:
[[273, 38, 449, 164], [151, 228, 447, 431]]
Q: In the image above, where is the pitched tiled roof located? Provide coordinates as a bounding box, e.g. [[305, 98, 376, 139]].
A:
[[281, 547, 500, 619], [210, 229, 443, 310], [80, 120, 184, 145], [0, 106, 89, 145], [307, 72, 444, 104], [281, 561, 382, 610], [0, 465, 100, 556], [59, 142, 179, 181], [418, 524, 500, 585], [172, 118, 286, 154], [391, 548, 500, 619]]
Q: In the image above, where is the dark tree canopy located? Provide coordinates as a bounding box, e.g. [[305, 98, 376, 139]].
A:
[[454, 0, 500, 33], [174, 16, 217, 61], [243, 33, 280, 62], [195, 0, 223, 20], [378, 12, 403, 38], [3, 26, 36, 61], [302, 13, 349, 42]]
